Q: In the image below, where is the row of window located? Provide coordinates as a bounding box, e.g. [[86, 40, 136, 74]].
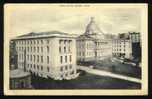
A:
[[16, 39, 50, 45], [78, 52, 94, 56], [16, 46, 50, 53], [59, 40, 72, 45], [60, 55, 72, 63], [112, 42, 129, 45], [112, 49, 126, 52], [19, 54, 50, 64], [60, 65, 73, 72], [59, 46, 71, 53], [112, 45, 127, 48], [113, 40, 130, 43], [27, 64, 50, 72]]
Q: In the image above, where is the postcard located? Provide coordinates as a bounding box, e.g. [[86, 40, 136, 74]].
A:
[[4, 3, 148, 95]]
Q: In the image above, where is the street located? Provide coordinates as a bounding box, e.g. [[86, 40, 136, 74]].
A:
[[78, 66, 141, 83]]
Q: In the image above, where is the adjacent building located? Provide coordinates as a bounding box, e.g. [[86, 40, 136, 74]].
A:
[[12, 31, 79, 80], [112, 32, 141, 60], [9, 40, 18, 70], [112, 39, 132, 59], [10, 69, 32, 89], [76, 17, 112, 62], [9, 40, 32, 89]]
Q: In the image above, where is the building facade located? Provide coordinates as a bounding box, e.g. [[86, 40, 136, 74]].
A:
[[9, 40, 32, 89], [13, 31, 79, 80], [112, 32, 141, 60], [112, 39, 132, 59], [129, 32, 140, 43], [9, 40, 18, 70], [76, 17, 112, 62]]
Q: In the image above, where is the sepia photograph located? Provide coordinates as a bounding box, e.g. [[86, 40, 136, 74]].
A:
[[4, 3, 148, 95]]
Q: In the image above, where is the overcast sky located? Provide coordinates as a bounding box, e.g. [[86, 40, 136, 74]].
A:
[[6, 4, 142, 38]]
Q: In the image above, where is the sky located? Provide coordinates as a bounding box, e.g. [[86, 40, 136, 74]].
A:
[[6, 4, 142, 38]]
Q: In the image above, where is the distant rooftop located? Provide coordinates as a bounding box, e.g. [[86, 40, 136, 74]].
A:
[[10, 69, 30, 78], [13, 31, 78, 40]]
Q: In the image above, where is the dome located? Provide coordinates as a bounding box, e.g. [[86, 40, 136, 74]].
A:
[[84, 17, 104, 35]]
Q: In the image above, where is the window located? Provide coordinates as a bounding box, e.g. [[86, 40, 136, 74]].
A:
[[34, 64, 36, 69], [28, 47, 29, 52], [37, 47, 39, 53], [47, 56, 49, 64], [83, 52, 85, 56], [27, 64, 29, 68], [47, 46, 49, 53], [64, 46, 66, 53], [59, 46, 61, 53], [27, 55, 29, 60], [69, 55, 72, 62], [60, 66, 63, 71], [41, 66, 43, 71], [31, 47, 32, 52], [41, 56, 43, 63], [65, 56, 67, 63], [37, 55, 39, 62], [30, 55, 32, 61], [33, 55, 35, 62], [41, 47, 43, 52], [41, 40, 43, 44], [37, 40, 39, 44], [68, 46, 70, 52], [59, 40, 62, 44], [69, 65, 72, 69], [31, 64, 32, 68], [34, 47, 36, 52], [47, 40, 49, 44], [47, 67, 49, 72], [65, 73, 68, 77], [37, 65, 39, 70], [60, 56, 63, 63]]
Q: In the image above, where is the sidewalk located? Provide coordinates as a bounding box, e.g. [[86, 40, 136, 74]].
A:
[[78, 66, 141, 83]]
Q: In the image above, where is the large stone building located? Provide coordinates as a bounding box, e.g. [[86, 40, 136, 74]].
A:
[[112, 32, 141, 60], [12, 31, 79, 80], [112, 39, 132, 59], [76, 17, 112, 62]]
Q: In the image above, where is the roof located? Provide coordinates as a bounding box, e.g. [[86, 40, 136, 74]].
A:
[[13, 31, 78, 40], [10, 69, 30, 78], [84, 17, 104, 36]]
